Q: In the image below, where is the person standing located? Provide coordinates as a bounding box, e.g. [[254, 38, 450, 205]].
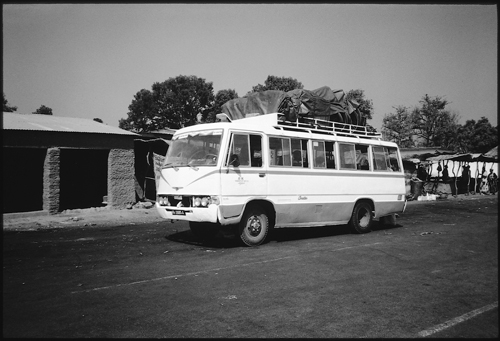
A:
[[488, 169, 497, 194], [480, 166, 489, 195], [417, 164, 427, 182], [442, 164, 449, 183]]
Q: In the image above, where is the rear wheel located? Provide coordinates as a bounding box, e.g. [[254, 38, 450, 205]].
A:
[[189, 222, 219, 240], [349, 201, 373, 234], [238, 205, 269, 246]]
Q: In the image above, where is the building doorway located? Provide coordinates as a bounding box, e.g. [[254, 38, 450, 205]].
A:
[[59, 149, 109, 210]]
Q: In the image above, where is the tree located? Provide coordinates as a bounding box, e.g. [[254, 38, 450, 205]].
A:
[[248, 75, 303, 94], [32, 105, 53, 115], [381, 105, 415, 148], [93, 118, 103, 123], [346, 89, 374, 121], [411, 94, 459, 147], [119, 75, 215, 132], [203, 89, 238, 123], [452, 117, 498, 153], [3, 93, 17, 112]]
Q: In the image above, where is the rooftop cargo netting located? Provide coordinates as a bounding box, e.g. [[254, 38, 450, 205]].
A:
[[221, 86, 366, 126]]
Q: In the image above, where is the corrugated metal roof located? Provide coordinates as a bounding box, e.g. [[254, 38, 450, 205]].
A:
[[2, 112, 138, 136]]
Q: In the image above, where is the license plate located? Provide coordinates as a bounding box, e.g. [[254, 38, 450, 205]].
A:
[[172, 210, 186, 216]]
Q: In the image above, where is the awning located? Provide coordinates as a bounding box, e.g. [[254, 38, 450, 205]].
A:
[[426, 152, 497, 163]]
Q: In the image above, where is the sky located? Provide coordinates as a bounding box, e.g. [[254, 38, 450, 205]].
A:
[[2, 3, 497, 131]]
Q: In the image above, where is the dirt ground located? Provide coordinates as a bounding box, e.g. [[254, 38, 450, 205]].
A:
[[3, 193, 498, 338], [2, 201, 164, 231]]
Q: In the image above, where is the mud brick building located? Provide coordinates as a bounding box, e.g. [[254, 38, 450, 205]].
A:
[[2, 112, 139, 214]]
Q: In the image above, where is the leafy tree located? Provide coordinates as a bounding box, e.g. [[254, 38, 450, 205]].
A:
[[411, 94, 458, 147], [452, 117, 498, 153], [3, 93, 17, 112], [346, 89, 374, 121], [119, 75, 215, 132], [203, 89, 238, 123], [93, 118, 103, 123], [382, 105, 415, 148], [32, 105, 53, 115], [248, 75, 303, 94]]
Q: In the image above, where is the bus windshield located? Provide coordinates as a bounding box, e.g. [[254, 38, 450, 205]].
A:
[[163, 129, 223, 168]]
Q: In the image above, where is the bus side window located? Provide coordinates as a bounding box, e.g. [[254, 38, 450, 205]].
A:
[[227, 133, 250, 167], [291, 138, 302, 167], [301, 139, 309, 168], [250, 134, 262, 167], [372, 146, 388, 171], [313, 141, 326, 168], [269, 137, 291, 166], [387, 147, 401, 171], [355, 144, 369, 170], [325, 141, 335, 169], [339, 143, 356, 169]]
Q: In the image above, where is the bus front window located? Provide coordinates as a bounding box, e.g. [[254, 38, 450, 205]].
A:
[[163, 130, 223, 168]]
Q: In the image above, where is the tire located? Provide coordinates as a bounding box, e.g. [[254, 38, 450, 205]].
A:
[[238, 205, 269, 246], [348, 201, 373, 234], [189, 222, 219, 240]]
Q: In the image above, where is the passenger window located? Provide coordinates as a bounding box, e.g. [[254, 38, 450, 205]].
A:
[[226, 133, 250, 167], [339, 143, 356, 169], [301, 140, 309, 168], [291, 138, 308, 168], [372, 146, 389, 171], [250, 134, 263, 167], [325, 141, 336, 169], [387, 147, 401, 171], [313, 141, 326, 168], [355, 144, 370, 170], [372, 146, 400, 171], [269, 137, 291, 166]]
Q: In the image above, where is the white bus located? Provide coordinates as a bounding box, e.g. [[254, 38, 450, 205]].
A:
[[156, 113, 407, 246]]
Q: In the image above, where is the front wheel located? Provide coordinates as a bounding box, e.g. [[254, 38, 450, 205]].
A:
[[238, 205, 269, 246], [348, 201, 373, 234]]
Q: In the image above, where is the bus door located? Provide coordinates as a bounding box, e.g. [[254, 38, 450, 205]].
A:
[[220, 132, 267, 219]]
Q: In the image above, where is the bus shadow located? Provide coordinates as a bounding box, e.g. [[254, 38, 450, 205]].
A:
[[165, 229, 243, 249], [165, 221, 403, 248], [270, 221, 403, 243], [270, 225, 351, 243]]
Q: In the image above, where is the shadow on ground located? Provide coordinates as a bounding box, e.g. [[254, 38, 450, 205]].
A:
[[165, 221, 403, 248]]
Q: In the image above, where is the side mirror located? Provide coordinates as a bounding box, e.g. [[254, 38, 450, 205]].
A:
[[229, 154, 240, 167]]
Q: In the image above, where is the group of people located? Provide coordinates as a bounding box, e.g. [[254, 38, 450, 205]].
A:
[[479, 166, 498, 195], [414, 162, 498, 196]]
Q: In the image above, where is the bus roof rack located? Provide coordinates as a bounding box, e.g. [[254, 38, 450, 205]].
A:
[[276, 113, 382, 140]]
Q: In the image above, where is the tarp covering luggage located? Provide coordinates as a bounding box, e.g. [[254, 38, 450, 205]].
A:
[[221, 86, 366, 126]]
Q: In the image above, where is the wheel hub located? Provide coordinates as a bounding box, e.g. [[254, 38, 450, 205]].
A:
[[248, 216, 262, 236], [358, 210, 370, 227]]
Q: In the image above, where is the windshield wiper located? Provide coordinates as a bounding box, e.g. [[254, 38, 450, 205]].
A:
[[162, 163, 179, 170], [187, 163, 199, 171]]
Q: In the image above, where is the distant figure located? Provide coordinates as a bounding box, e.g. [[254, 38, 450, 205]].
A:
[[480, 166, 489, 194], [488, 169, 497, 194], [417, 164, 427, 182], [442, 165, 449, 183], [462, 164, 470, 194]]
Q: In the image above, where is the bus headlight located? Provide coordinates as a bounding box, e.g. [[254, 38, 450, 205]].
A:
[[157, 195, 170, 206], [193, 197, 201, 207], [201, 197, 209, 207], [192, 196, 219, 207]]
